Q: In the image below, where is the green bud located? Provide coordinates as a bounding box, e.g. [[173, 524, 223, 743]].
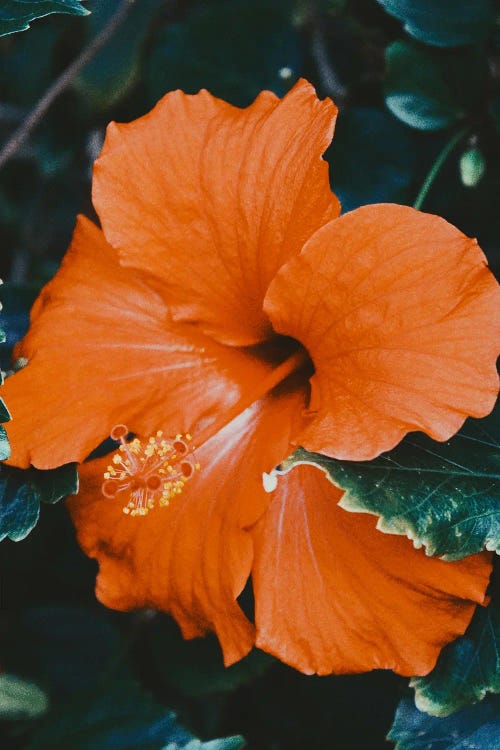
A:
[[459, 147, 486, 188]]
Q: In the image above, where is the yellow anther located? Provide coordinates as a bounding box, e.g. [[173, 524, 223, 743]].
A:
[[102, 425, 199, 517]]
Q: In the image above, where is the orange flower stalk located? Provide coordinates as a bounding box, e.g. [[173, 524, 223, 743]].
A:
[[2, 80, 499, 675]]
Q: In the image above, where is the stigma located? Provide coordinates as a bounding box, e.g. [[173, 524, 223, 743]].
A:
[[101, 424, 199, 516]]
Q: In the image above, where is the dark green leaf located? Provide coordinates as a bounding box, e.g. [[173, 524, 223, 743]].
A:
[[26, 676, 244, 750], [280, 406, 499, 561], [0, 22, 60, 106], [0, 673, 49, 719], [74, 0, 162, 111], [0, 463, 78, 541], [150, 616, 273, 698], [0, 425, 10, 460], [145, 0, 298, 108], [328, 107, 419, 212], [4, 606, 128, 698], [384, 40, 485, 130], [376, 0, 495, 47], [490, 94, 500, 134], [0, 398, 11, 422], [182, 741, 245, 750], [387, 694, 500, 749], [0, 283, 39, 370], [411, 577, 499, 716], [0, 0, 89, 37], [4, 606, 243, 749], [0, 480, 39, 540]]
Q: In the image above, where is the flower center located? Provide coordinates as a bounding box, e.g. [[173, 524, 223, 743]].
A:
[[101, 347, 309, 516], [102, 424, 199, 516]]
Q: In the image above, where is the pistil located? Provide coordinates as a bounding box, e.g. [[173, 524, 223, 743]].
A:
[[102, 347, 309, 515]]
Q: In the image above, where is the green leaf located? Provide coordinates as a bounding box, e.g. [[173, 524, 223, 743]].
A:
[[150, 616, 273, 698], [0, 283, 39, 371], [0, 673, 49, 719], [280, 406, 500, 561], [376, 0, 495, 47], [3, 606, 132, 701], [411, 576, 500, 716], [0, 399, 11, 422], [0, 368, 10, 461], [0, 0, 89, 37], [0, 21, 60, 106], [387, 694, 500, 749], [0, 463, 78, 541], [26, 676, 244, 750], [490, 94, 500, 134], [384, 40, 485, 131], [0, 424, 10, 460], [328, 107, 419, 212], [180, 740, 245, 750], [144, 0, 298, 108], [74, 0, 162, 111], [4, 606, 244, 750]]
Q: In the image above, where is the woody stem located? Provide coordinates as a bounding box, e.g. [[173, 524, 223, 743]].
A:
[[0, 0, 136, 173], [191, 347, 310, 450]]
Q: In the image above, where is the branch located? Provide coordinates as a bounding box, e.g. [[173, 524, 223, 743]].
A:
[[0, 0, 136, 173]]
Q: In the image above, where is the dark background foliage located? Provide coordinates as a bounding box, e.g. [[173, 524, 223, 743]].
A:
[[0, 1, 499, 748]]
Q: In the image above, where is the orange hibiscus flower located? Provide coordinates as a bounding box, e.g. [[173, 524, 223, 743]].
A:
[[2, 80, 499, 676]]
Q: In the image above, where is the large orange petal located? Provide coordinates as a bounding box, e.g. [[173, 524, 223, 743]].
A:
[[252, 463, 492, 676], [68, 384, 307, 666], [93, 80, 339, 346], [2, 216, 274, 469], [264, 204, 500, 460]]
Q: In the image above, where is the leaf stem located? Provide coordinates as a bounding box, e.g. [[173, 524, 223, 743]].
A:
[[413, 126, 469, 211], [0, 0, 136, 173]]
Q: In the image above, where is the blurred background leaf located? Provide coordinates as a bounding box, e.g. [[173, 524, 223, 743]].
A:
[[384, 40, 487, 131], [375, 0, 495, 47], [74, 0, 164, 112], [145, 0, 299, 108], [149, 616, 274, 699], [0, 0, 88, 38], [1, 606, 243, 750], [0, 463, 78, 541], [0, 674, 49, 720], [328, 106, 418, 210], [24, 678, 243, 750]]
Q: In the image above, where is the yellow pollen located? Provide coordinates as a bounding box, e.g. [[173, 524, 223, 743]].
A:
[[101, 425, 199, 517]]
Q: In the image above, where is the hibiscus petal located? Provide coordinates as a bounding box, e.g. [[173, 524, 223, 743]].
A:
[[92, 80, 339, 346], [2, 216, 274, 469], [252, 463, 492, 676], [67, 385, 307, 666], [264, 203, 500, 460]]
